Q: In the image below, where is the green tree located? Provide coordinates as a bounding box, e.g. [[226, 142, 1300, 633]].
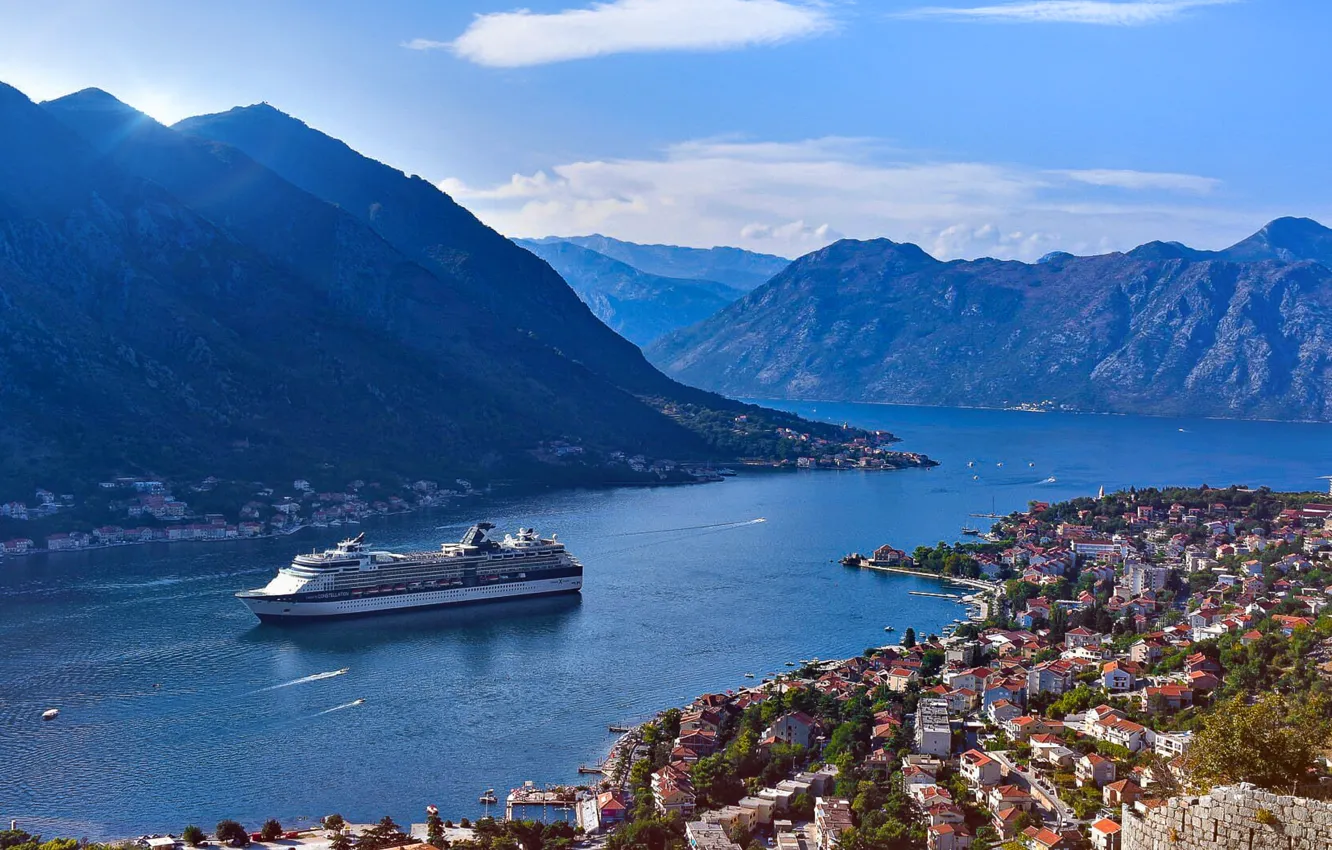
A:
[[182, 827, 205, 848], [216, 821, 249, 847], [1184, 693, 1332, 791], [260, 820, 283, 842], [426, 806, 446, 849], [330, 835, 353, 850], [901, 628, 915, 648], [324, 816, 346, 833]]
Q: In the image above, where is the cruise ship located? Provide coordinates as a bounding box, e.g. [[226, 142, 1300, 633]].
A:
[[236, 524, 582, 621]]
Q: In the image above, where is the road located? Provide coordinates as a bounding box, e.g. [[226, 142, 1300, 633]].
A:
[[989, 750, 1080, 831]]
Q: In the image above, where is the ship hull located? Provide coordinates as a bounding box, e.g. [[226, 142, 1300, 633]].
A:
[[239, 575, 583, 622]]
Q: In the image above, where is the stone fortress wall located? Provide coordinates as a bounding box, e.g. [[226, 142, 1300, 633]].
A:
[[1121, 784, 1332, 850]]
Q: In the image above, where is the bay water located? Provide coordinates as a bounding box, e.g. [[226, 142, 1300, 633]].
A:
[[3, 401, 1330, 836]]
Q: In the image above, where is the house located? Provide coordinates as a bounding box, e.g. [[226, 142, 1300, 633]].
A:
[[1129, 639, 1163, 665], [959, 749, 1003, 788], [1020, 826, 1068, 850], [927, 823, 972, 850], [886, 666, 920, 692], [1003, 715, 1049, 742], [578, 791, 629, 833], [1027, 660, 1075, 696], [765, 712, 821, 749], [1100, 661, 1138, 693], [652, 764, 697, 817], [986, 699, 1021, 725], [1076, 753, 1116, 789], [1103, 779, 1142, 808], [1029, 735, 1076, 769], [812, 798, 854, 850], [1142, 685, 1194, 714], [986, 785, 1034, 815], [686, 821, 738, 850], [1089, 819, 1121, 850], [1063, 626, 1103, 649]]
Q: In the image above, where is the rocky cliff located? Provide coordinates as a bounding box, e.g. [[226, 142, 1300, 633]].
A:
[[647, 219, 1332, 421]]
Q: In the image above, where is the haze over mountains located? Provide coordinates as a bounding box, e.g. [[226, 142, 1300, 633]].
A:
[[515, 237, 782, 346], [0, 81, 847, 491], [647, 218, 1332, 422]]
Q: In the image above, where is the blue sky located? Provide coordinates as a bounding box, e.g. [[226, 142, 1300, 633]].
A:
[[1, 0, 1326, 260]]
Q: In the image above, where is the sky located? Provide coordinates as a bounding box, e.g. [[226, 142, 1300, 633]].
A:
[[0, 0, 1327, 261]]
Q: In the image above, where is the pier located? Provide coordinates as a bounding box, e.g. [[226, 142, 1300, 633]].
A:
[[907, 590, 963, 599], [506, 782, 576, 820]]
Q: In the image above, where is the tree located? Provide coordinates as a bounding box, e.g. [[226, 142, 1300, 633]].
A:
[[901, 628, 916, 648], [216, 821, 249, 847], [324, 816, 346, 833], [426, 806, 446, 849], [183, 827, 206, 848], [358, 817, 409, 850], [330, 835, 352, 850], [260, 821, 283, 842], [1183, 693, 1332, 791]]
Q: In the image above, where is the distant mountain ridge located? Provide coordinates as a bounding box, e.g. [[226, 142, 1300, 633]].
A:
[[528, 234, 791, 291], [515, 238, 747, 346], [647, 218, 1332, 421]]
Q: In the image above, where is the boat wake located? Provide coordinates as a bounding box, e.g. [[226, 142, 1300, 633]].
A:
[[613, 518, 766, 537], [1037, 476, 1058, 484], [315, 699, 364, 716], [254, 668, 349, 693]]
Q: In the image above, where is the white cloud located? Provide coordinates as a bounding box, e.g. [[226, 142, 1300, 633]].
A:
[[437, 137, 1256, 261], [1054, 168, 1221, 192], [900, 0, 1237, 26], [410, 0, 834, 67]]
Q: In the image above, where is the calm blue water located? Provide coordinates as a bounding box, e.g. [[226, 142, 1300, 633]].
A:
[[2, 401, 1330, 837]]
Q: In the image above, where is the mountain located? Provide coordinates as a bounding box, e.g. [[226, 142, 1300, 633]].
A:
[[172, 105, 682, 398], [513, 239, 744, 346], [647, 222, 1332, 421], [1218, 216, 1332, 265], [0, 82, 893, 493], [528, 234, 790, 291]]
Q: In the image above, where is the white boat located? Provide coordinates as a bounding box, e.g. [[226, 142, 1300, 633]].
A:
[[236, 525, 582, 622], [744, 672, 755, 678], [41, 708, 59, 720]]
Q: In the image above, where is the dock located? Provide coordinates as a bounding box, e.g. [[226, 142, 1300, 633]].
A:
[[907, 590, 963, 599], [506, 782, 576, 820], [577, 765, 604, 774]]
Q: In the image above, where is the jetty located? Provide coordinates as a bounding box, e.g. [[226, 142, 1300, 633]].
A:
[[907, 590, 964, 600], [506, 782, 576, 820]]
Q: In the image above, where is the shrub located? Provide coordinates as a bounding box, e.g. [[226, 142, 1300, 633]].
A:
[[260, 820, 283, 842], [216, 821, 249, 847], [1256, 808, 1278, 826]]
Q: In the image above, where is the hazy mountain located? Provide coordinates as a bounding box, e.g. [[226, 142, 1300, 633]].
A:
[[0, 82, 883, 491], [647, 220, 1332, 421], [514, 239, 744, 346], [529, 234, 790, 291]]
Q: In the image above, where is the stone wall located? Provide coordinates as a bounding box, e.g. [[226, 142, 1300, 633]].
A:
[[1121, 784, 1332, 850]]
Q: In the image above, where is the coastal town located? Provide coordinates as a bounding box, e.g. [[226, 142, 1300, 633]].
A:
[[558, 485, 1332, 850]]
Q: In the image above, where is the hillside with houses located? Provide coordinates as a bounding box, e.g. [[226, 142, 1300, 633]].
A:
[[590, 486, 1332, 850]]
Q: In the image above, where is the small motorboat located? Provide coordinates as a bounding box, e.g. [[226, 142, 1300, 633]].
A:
[[744, 672, 755, 678], [351, 698, 365, 706], [42, 708, 59, 721], [785, 661, 795, 667], [884, 626, 896, 632]]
